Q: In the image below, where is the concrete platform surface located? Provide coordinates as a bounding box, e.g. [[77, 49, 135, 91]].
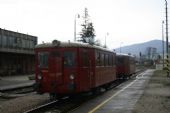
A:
[[69, 69, 154, 113], [0, 74, 35, 91]]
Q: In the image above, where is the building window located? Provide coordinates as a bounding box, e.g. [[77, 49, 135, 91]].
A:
[[2, 36, 7, 47]]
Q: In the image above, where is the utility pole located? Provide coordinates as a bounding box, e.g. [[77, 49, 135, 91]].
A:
[[74, 14, 80, 42], [120, 42, 123, 53], [104, 33, 109, 48], [165, 0, 169, 76], [162, 20, 165, 68], [84, 8, 88, 27]]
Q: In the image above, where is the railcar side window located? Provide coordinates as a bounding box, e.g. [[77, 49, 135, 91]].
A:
[[100, 53, 104, 66], [64, 51, 75, 67], [96, 52, 100, 66], [38, 52, 49, 68], [117, 57, 123, 65], [130, 57, 135, 64], [109, 54, 112, 66], [112, 54, 115, 66], [105, 54, 109, 66]]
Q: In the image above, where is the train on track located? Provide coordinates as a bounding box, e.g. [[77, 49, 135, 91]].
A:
[[35, 40, 135, 99]]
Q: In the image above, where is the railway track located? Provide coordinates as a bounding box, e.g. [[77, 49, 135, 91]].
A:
[[0, 85, 34, 100], [5, 86, 34, 94], [23, 70, 145, 113], [0, 85, 34, 94], [23, 92, 103, 113]]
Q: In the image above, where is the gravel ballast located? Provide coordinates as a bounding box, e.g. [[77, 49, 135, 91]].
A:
[[0, 93, 49, 113]]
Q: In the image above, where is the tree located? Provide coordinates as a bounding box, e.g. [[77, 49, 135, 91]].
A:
[[80, 22, 95, 44], [79, 8, 96, 45]]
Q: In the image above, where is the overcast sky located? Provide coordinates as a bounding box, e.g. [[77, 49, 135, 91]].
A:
[[0, 0, 169, 49]]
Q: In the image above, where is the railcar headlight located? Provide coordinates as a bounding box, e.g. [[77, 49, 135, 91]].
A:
[[37, 74, 42, 80], [69, 74, 75, 80]]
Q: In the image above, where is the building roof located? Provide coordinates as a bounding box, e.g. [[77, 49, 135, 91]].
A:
[[0, 28, 37, 55]]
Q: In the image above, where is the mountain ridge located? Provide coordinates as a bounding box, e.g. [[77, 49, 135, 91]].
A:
[[114, 39, 167, 56]]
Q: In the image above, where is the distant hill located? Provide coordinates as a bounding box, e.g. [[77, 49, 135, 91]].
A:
[[114, 39, 167, 56]]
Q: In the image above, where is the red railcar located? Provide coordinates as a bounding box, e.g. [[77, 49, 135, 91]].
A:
[[116, 54, 136, 78], [35, 40, 116, 98]]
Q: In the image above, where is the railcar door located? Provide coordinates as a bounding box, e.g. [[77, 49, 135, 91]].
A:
[[79, 48, 94, 91], [48, 52, 63, 92], [88, 49, 94, 88]]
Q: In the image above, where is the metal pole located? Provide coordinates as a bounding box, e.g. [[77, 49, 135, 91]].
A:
[[104, 35, 106, 48], [120, 42, 123, 53], [162, 20, 165, 68], [74, 14, 80, 42], [165, 0, 169, 76], [74, 16, 76, 42], [165, 0, 168, 55], [120, 43, 121, 53], [104, 33, 109, 48]]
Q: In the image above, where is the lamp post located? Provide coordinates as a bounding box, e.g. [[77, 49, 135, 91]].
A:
[[120, 42, 123, 53], [74, 14, 80, 42], [104, 32, 109, 48], [162, 20, 165, 68]]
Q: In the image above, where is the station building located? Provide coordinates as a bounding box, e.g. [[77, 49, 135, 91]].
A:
[[0, 28, 37, 76]]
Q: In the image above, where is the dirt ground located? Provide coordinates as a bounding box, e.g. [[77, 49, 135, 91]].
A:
[[133, 70, 170, 113]]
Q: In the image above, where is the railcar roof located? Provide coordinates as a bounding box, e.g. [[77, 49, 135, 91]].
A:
[[35, 41, 114, 53], [116, 53, 135, 58]]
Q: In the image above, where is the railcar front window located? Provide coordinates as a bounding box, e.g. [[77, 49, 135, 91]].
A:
[[64, 51, 75, 67], [38, 52, 49, 68]]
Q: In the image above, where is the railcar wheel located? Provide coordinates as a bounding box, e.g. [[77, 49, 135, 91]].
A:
[[92, 87, 101, 95], [49, 93, 58, 101], [127, 76, 131, 79], [103, 83, 111, 91]]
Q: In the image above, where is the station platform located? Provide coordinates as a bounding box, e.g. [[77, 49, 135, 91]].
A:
[[70, 69, 153, 113], [0, 74, 35, 91]]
